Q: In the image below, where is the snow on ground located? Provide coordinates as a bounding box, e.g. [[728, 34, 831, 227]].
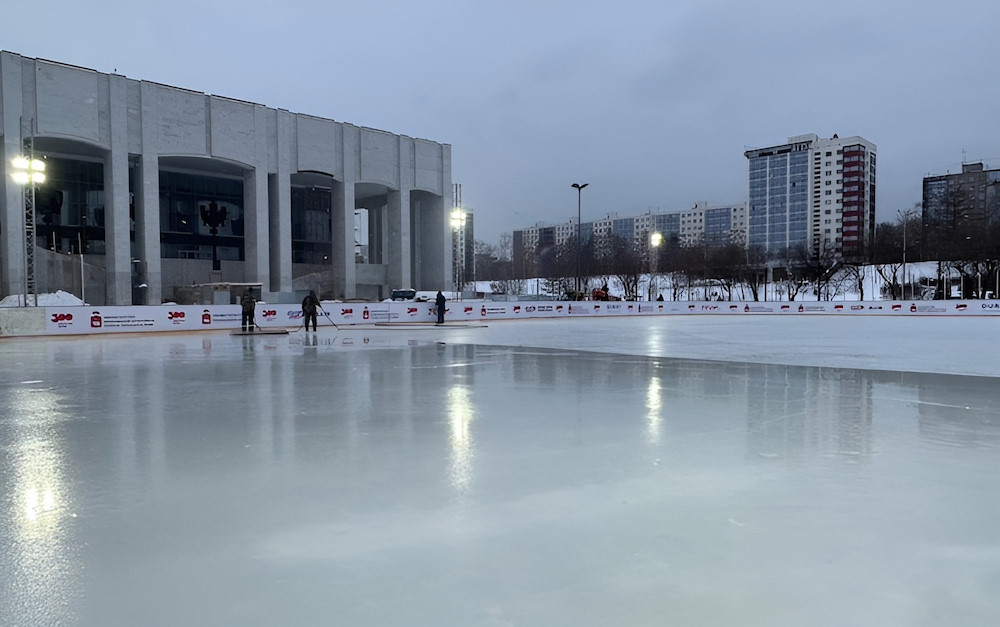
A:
[[0, 290, 85, 307]]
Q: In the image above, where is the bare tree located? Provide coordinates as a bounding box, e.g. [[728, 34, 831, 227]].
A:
[[841, 263, 868, 301], [602, 234, 643, 300], [741, 245, 767, 301]]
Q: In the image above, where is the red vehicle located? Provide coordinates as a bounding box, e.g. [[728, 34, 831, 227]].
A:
[[591, 288, 620, 301]]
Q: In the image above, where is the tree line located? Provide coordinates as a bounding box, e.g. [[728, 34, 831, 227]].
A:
[[473, 205, 1000, 301]]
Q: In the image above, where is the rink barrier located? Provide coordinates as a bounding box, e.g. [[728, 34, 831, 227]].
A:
[[1, 299, 998, 338]]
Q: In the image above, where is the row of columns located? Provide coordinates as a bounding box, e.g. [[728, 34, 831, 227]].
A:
[[1, 54, 448, 305]]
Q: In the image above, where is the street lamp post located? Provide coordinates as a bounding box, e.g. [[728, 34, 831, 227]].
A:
[[571, 183, 588, 299], [898, 208, 916, 300], [10, 153, 46, 306], [649, 231, 662, 301], [450, 208, 467, 297], [200, 201, 228, 272]]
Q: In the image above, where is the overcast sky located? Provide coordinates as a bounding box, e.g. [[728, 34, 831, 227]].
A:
[[6, 0, 998, 244]]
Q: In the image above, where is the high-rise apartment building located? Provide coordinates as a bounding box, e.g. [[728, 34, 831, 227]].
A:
[[745, 134, 876, 261], [922, 162, 1000, 261], [923, 162, 1000, 227]]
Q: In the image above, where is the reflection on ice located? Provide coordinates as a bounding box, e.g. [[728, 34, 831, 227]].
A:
[[448, 384, 475, 493], [1, 324, 999, 625]]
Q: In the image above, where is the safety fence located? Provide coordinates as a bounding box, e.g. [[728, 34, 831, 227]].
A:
[[1, 298, 998, 337]]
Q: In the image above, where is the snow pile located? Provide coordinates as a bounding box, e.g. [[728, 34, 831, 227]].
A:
[[0, 290, 86, 307]]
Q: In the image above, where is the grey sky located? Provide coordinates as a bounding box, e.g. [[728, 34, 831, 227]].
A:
[[7, 0, 998, 244]]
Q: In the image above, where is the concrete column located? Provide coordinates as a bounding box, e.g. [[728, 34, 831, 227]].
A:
[[269, 109, 292, 294], [333, 125, 359, 300], [138, 82, 162, 305], [331, 182, 356, 300], [104, 73, 131, 305], [387, 188, 410, 290], [440, 145, 454, 289], [394, 137, 415, 289], [0, 52, 25, 300], [242, 105, 270, 289]]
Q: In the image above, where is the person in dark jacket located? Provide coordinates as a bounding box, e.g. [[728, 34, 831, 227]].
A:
[[302, 290, 320, 332], [435, 291, 446, 324], [241, 289, 256, 332]]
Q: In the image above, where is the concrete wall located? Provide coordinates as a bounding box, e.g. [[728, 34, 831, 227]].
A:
[[0, 51, 452, 306]]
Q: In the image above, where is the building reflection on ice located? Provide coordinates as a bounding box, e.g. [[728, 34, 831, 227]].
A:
[[2, 332, 997, 623]]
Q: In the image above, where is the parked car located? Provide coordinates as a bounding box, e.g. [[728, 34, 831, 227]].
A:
[[389, 288, 417, 301]]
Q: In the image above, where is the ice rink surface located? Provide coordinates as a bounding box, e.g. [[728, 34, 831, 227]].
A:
[[2, 315, 999, 626]]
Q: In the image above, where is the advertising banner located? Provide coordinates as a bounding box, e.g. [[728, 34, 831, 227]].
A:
[[30, 297, 1000, 337]]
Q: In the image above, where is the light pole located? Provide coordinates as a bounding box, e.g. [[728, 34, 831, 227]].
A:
[[649, 231, 662, 300], [571, 183, 588, 299], [10, 154, 46, 306], [898, 208, 916, 300], [450, 208, 467, 297]]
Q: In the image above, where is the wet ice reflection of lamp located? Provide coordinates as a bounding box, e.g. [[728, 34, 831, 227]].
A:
[[447, 384, 475, 492], [10, 386, 75, 622], [646, 375, 663, 445], [11, 156, 45, 306]]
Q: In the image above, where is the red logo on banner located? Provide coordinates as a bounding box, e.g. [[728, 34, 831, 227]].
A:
[[892, 304, 901, 311], [513, 306, 521, 314], [956, 303, 967, 311], [50, 312, 74, 323], [481, 306, 487, 317], [341, 308, 353, 315], [91, 312, 103, 328], [910, 304, 917, 312], [834, 305, 844, 310], [464, 306, 473, 313], [202, 310, 212, 324], [363, 308, 370, 320], [798, 304, 804, 312], [407, 307, 418, 315], [167, 311, 185, 320], [262, 310, 277, 318]]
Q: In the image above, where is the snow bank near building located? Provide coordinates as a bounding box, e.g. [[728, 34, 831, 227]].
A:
[[0, 290, 86, 307]]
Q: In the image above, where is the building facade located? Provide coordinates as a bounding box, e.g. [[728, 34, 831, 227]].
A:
[[745, 133, 876, 261], [922, 162, 1000, 261], [923, 162, 1000, 229], [511, 203, 746, 270], [1, 52, 453, 305]]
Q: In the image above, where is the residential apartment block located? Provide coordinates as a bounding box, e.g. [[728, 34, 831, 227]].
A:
[[745, 133, 876, 261], [923, 162, 1000, 228], [922, 162, 1000, 261], [512, 203, 746, 266]]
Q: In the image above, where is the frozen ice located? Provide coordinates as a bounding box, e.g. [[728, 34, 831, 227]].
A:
[[1, 316, 999, 626]]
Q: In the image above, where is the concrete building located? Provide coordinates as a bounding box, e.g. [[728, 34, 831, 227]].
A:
[[745, 133, 876, 261], [922, 162, 1000, 264], [1, 51, 452, 305], [512, 203, 746, 271], [923, 162, 1000, 229]]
